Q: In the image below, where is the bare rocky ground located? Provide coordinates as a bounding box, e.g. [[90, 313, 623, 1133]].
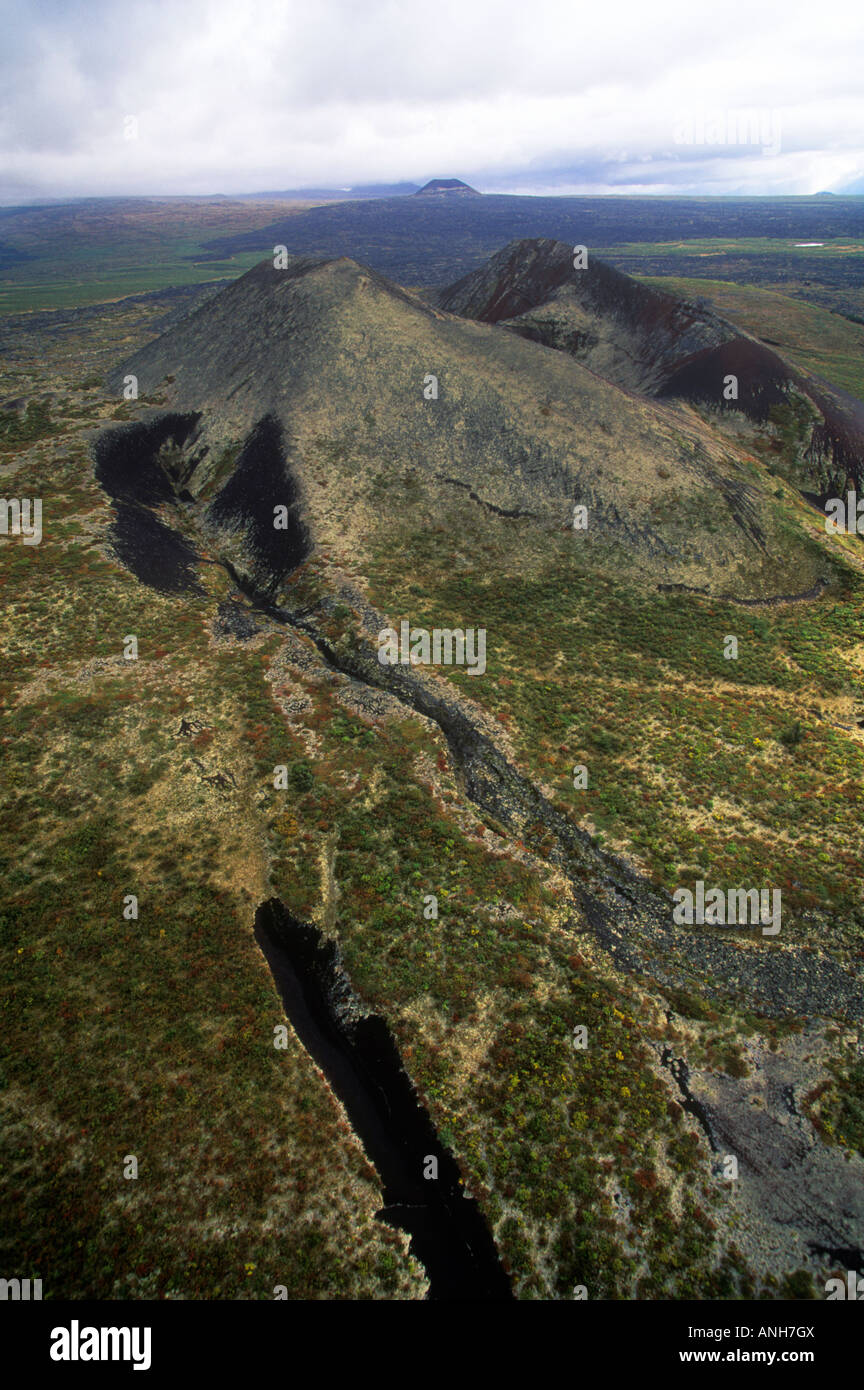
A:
[[656, 1027, 864, 1275]]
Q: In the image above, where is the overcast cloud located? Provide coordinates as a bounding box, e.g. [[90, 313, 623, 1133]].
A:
[[1, 0, 863, 202]]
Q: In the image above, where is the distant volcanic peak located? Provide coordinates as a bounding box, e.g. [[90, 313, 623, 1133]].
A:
[[414, 178, 481, 197]]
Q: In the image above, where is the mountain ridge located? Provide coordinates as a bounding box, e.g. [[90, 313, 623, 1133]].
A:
[[101, 245, 833, 604]]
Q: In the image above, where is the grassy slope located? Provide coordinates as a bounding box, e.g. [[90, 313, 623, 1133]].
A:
[[2, 366, 803, 1303], [0, 408, 753, 1301], [603, 238, 864, 325], [0, 427, 428, 1299], [636, 273, 864, 402], [2, 285, 863, 1300], [346, 474, 864, 953]]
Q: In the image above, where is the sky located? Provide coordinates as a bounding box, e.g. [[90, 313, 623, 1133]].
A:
[[1, 0, 863, 204]]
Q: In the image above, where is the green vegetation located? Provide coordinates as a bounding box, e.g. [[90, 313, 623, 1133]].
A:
[[0, 198, 319, 314], [0, 441, 418, 1300], [0, 417, 773, 1300], [611, 236, 864, 260], [636, 273, 864, 401], [3, 217, 861, 1299], [0, 401, 56, 450], [361, 497, 864, 950], [808, 1049, 864, 1158]]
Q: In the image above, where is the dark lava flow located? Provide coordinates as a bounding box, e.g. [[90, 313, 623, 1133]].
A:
[[254, 898, 512, 1301], [93, 414, 206, 594], [214, 561, 863, 1027], [93, 411, 310, 599], [660, 1046, 717, 1151]]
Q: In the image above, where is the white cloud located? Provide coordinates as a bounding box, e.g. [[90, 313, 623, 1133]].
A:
[[1, 0, 863, 198]]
